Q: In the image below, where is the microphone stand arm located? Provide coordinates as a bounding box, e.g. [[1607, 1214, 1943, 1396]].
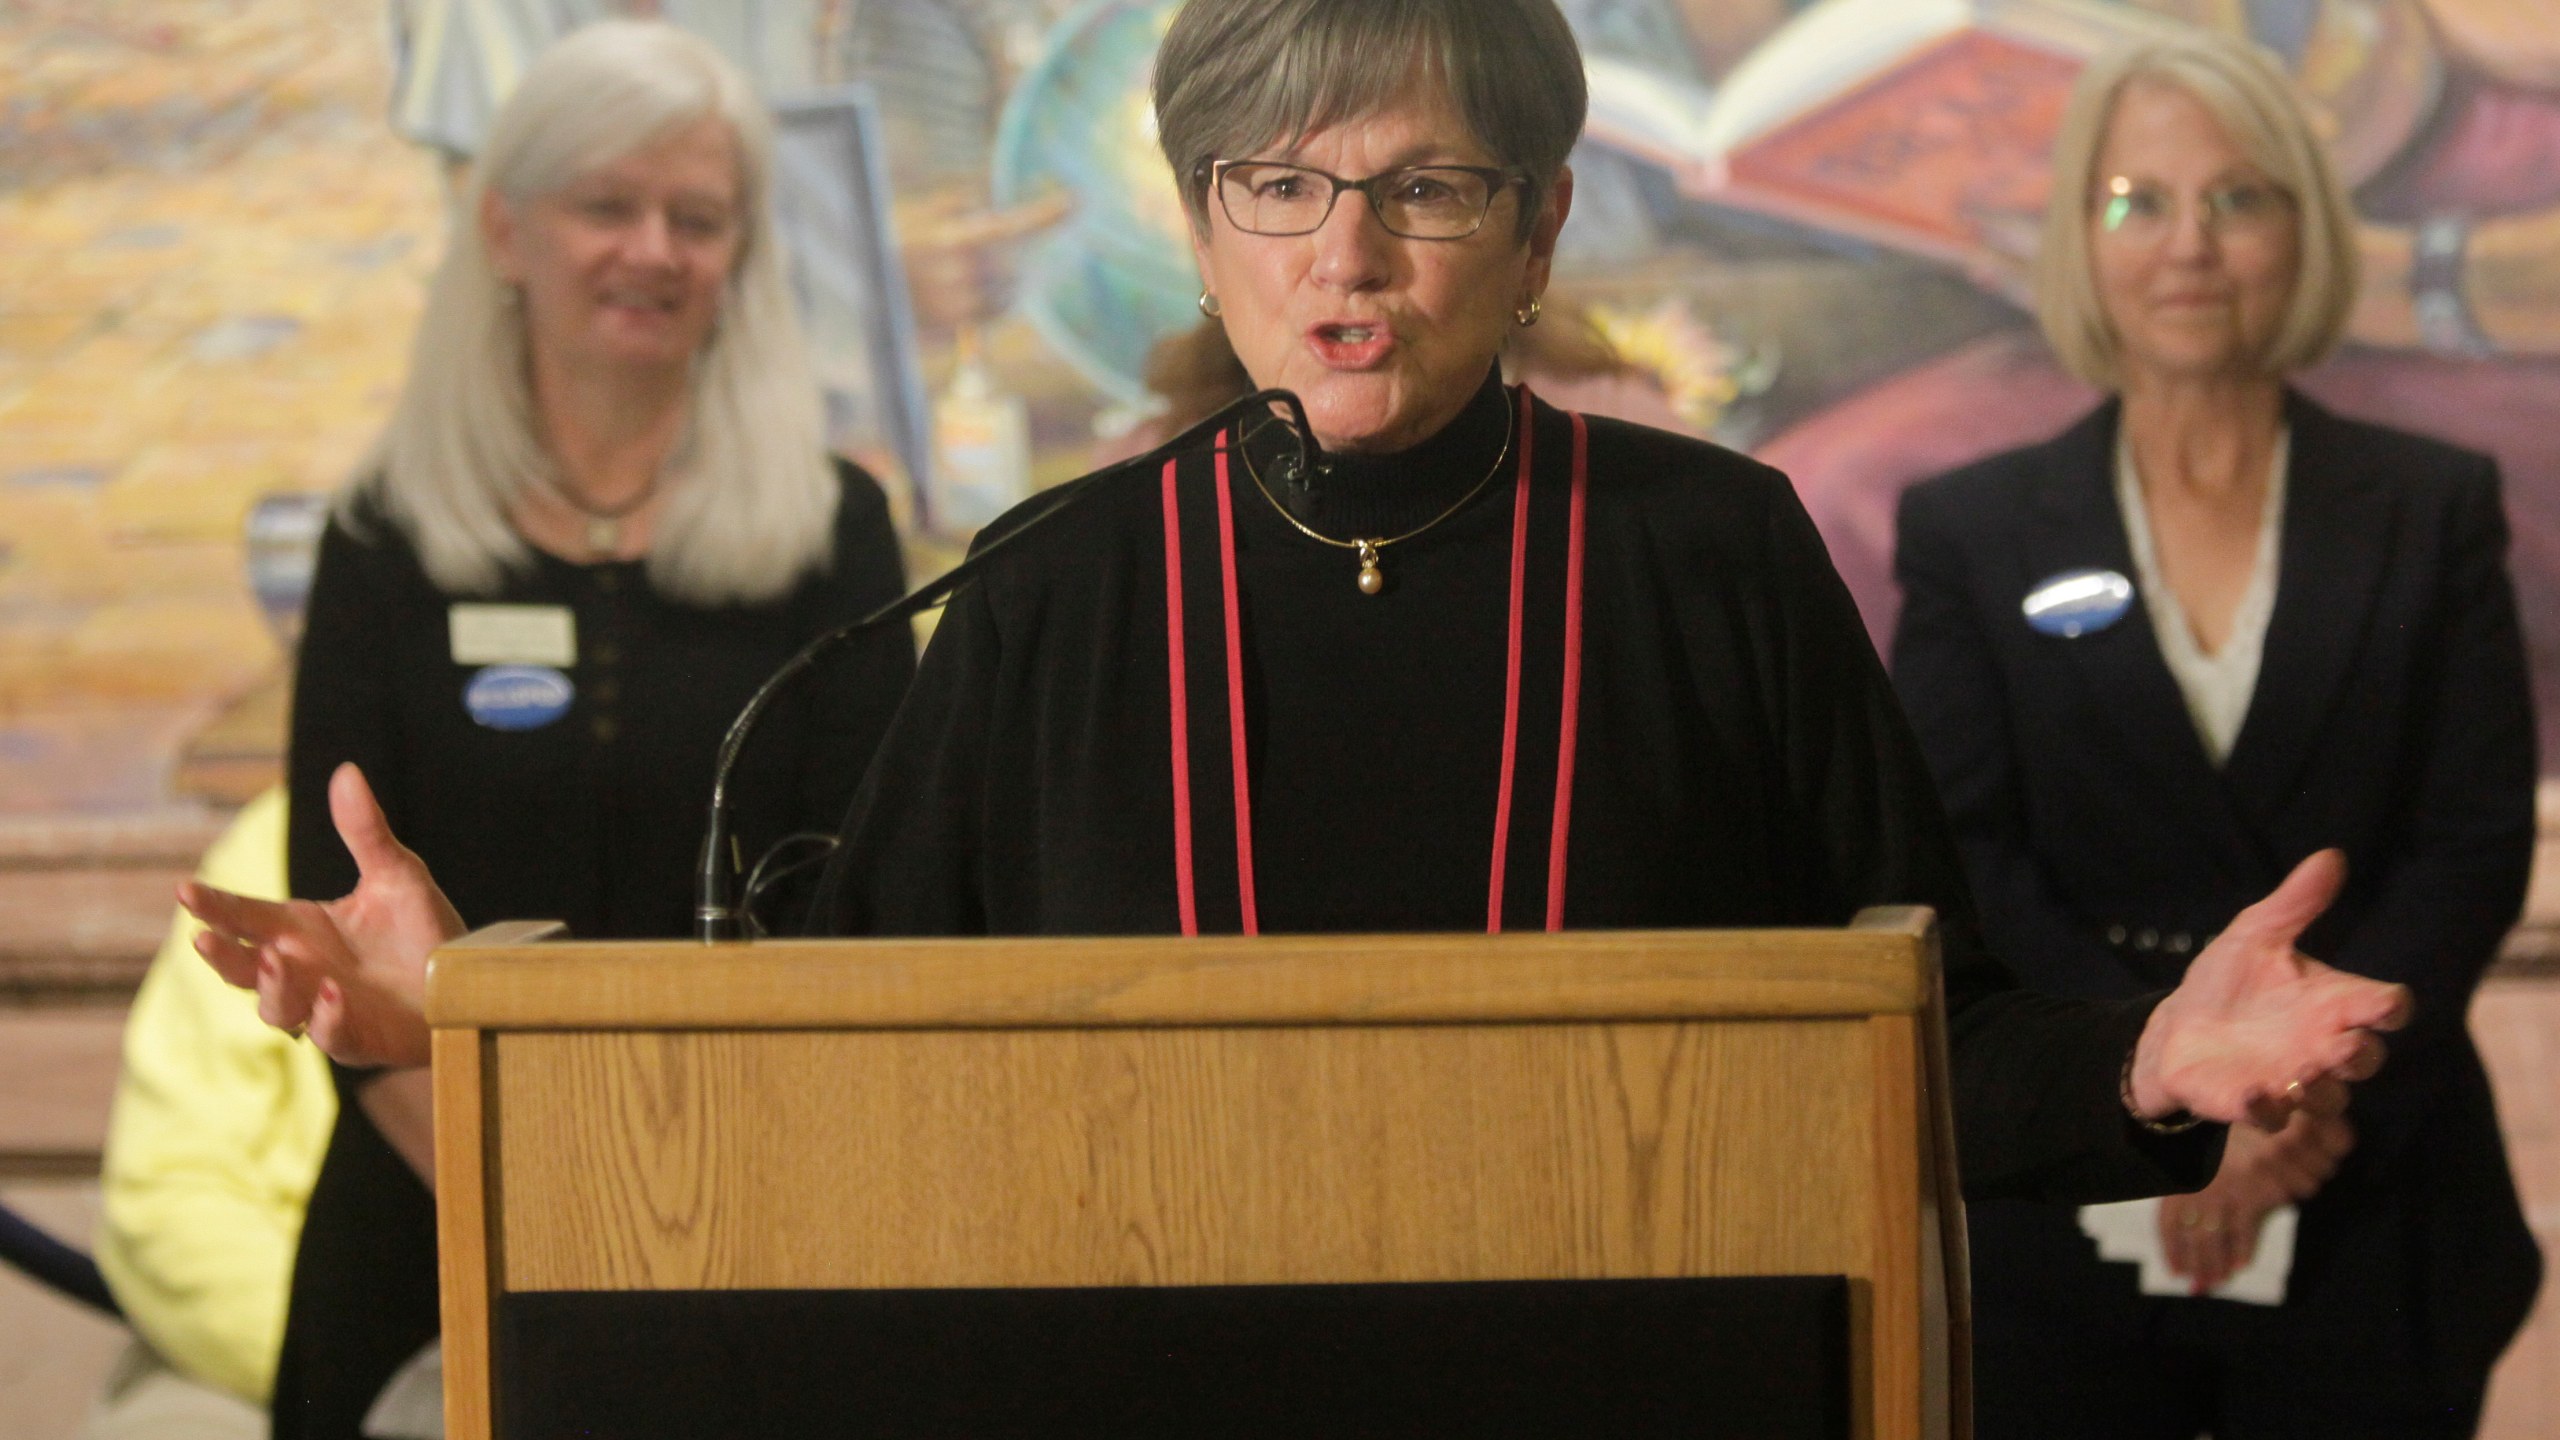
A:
[[694, 389, 1318, 942]]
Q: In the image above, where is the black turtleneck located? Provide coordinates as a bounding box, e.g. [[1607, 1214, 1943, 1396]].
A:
[[1222, 367, 1540, 928], [818, 381, 2218, 1205]]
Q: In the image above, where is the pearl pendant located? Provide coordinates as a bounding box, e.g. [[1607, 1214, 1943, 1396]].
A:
[[1355, 540, 1383, 595]]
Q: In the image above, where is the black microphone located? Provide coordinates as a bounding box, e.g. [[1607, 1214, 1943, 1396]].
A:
[[694, 387, 1322, 941], [1266, 430, 1330, 493]]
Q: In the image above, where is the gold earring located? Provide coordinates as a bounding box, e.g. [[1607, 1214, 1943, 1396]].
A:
[[1515, 296, 1542, 328], [1198, 291, 1222, 318]]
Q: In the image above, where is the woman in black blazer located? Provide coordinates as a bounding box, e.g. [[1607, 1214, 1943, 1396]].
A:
[[1894, 31, 2540, 1440]]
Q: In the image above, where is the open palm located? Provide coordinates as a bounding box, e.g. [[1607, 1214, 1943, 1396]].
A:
[[2132, 850, 2408, 1129], [182, 763, 461, 1069]]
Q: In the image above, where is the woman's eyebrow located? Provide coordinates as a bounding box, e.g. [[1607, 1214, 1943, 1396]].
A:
[[1256, 135, 1484, 171]]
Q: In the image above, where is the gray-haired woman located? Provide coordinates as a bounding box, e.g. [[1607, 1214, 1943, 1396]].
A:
[[197, 0, 2408, 1421], [1894, 30, 2538, 1437], [275, 20, 912, 1437]]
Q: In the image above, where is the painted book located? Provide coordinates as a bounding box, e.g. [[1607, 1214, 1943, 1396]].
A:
[[1586, 0, 2175, 290]]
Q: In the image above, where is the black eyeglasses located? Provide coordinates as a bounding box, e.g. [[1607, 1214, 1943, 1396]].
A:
[[1206, 160, 1524, 240]]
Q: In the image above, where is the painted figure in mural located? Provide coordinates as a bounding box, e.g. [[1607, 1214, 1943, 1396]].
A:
[[192, 7, 2416, 1387], [1894, 31, 2540, 1438], [390, 0, 1084, 177], [267, 22, 915, 1439]]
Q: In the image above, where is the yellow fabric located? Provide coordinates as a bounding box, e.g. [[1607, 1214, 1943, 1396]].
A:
[[93, 787, 336, 1406]]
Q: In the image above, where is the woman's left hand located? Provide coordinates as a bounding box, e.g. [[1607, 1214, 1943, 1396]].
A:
[[2127, 849, 2409, 1130], [2158, 1185, 2270, 1294], [2158, 1107, 2354, 1291]]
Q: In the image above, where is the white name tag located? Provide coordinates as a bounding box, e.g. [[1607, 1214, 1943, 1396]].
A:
[[449, 604, 577, 667]]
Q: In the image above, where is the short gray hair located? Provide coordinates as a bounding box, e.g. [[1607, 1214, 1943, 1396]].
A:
[[1152, 0, 1587, 239], [2034, 30, 2360, 389], [368, 20, 837, 607]]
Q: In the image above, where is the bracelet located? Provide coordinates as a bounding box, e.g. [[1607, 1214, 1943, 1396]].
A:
[[2121, 1046, 2206, 1135]]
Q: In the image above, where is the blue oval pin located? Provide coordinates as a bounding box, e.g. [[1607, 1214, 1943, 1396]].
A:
[[2022, 568, 2134, 638], [464, 665, 574, 731]]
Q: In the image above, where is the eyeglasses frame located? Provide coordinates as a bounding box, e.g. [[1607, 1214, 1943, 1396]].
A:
[[1200, 158, 1529, 241], [2092, 173, 2299, 242]]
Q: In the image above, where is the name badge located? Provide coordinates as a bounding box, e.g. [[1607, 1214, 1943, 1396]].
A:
[[464, 665, 574, 731], [450, 603, 577, 666], [2022, 569, 2135, 638]]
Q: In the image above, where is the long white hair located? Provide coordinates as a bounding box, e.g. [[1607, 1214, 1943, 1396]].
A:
[[366, 19, 837, 606]]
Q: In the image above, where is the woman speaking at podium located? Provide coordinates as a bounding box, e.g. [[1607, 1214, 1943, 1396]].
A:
[[193, 0, 2406, 1260]]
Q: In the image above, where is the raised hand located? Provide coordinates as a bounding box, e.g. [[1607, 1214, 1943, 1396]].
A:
[[2129, 849, 2409, 1131], [180, 764, 462, 1069]]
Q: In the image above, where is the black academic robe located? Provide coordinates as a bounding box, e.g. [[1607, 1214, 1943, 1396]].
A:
[[816, 376, 2215, 1203]]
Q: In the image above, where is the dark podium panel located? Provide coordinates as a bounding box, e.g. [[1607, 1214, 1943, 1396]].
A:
[[498, 1276, 1851, 1439]]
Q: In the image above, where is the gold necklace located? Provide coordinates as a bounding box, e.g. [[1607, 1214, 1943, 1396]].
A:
[[1237, 389, 1515, 595]]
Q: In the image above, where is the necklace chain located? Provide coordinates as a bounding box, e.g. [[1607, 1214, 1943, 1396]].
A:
[[540, 471, 659, 559], [1237, 388, 1515, 595]]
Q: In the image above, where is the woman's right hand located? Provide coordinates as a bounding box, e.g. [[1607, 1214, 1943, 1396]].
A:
[[180, 763, 461, 1069]]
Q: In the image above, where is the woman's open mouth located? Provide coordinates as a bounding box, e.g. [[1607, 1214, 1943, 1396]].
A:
[[1308, 321, 1394, 370]]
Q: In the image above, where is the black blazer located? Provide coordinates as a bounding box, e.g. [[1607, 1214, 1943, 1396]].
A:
[[1892, 392, 2540, 1398]]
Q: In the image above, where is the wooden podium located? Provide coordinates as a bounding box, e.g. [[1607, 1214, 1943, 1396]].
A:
[[427, 910, 1966, 1438]]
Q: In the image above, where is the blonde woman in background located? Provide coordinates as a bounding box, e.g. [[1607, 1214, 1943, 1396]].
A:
[[277, 21, 912, 1436], [1894, 31, 2539, 1438]]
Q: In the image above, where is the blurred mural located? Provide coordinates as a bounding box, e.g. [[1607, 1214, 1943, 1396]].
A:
[[6, 0, 2560, 825]]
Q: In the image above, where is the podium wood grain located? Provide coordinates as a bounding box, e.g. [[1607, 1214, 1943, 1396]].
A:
[[494, 1019, 1876, 1292], [432, 1028, 494, 1440], [424, 928, 1925, 1030], [432, 916, 1958, 1440]]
